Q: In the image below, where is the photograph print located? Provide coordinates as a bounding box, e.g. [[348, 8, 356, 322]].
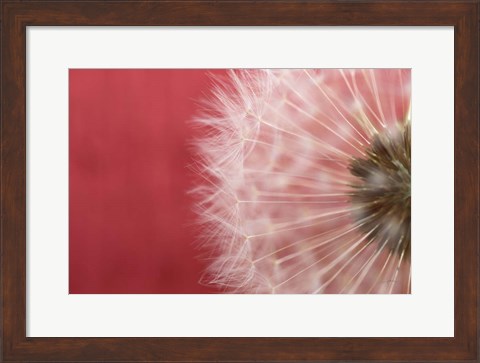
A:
[[69, 68, 411, 294]]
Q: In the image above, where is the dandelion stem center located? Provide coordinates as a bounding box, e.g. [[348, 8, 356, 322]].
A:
[[348, 122, 411, 258]]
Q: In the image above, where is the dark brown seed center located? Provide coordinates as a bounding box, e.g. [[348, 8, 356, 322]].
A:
[[348, 122, 411, 259]]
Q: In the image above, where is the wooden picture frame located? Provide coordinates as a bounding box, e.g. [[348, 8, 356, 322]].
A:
[[1, 1, 478, 361]]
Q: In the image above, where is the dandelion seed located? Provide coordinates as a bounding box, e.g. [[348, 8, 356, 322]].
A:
[[192, 69, 411, 294]]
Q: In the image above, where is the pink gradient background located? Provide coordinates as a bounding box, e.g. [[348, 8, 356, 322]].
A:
[[69, 69, 225, 294]]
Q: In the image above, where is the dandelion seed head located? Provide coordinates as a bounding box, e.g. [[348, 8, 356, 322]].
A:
[[193, 69, 411, 293]]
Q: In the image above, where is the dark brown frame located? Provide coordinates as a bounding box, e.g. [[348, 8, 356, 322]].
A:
[[1, 1, 478, 362]]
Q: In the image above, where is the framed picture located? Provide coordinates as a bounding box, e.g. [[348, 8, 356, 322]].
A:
[[1, 1, 478, 362]]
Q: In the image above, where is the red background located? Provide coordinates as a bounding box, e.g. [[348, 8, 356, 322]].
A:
[[69, 69, 225, 294]]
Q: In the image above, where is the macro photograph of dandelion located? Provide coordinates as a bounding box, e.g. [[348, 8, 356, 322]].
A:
[[69, 68, 411, 294], [193, 69, 411, 294]]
